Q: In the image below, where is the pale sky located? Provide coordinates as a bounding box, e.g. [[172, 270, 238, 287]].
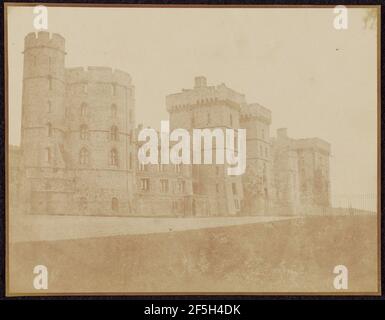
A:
[[6, 6, 378, 202]]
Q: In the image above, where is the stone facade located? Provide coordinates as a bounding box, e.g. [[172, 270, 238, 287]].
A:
[[9, 31, 331, 217], [271, 128, 331, 215], [166, 77, 245, 216], [19, 31, 135, 215]]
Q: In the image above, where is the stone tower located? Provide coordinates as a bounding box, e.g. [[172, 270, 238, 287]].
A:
[[65, 67, 136, 214], [166, 76, 244, 216], [19, 31, 136, 215], [20, 31, 72, 214], [240, 103, 273, 214], [271, 128, 300, 215], [294, 138, 331, 209]]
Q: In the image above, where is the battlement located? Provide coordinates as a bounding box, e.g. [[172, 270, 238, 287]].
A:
[[240, 103, 272, 124], [65, 66, 132, 86], [166, 77, 246, 111], [294, 138, 331, 154], [24, 31, 65, 52]]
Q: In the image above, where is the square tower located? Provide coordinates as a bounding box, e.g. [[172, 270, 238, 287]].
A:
[[166, 77, 245, 216]]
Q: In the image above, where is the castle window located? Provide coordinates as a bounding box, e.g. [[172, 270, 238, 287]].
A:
[[262, 129, 265, 140], [216, 183, 220, 193], [79, 197, 87, 210], [112, 84, 117, 96], [110, 148, 118, 166], [48, 57, 52, 72], [111, 104, 117, 117], [110, 126, 118, 141], [174, 164, 181, 173], [112, 197, 119, 212], [47, 100, 52, 113], [177, 180, 185, 193], [129, 152, 133, 170], [140, 178, 150, 191], [232, 183, 237, 195], [80, 103, 87, 117], [207, 113, 211, 125], [80, 124, 88, 140], [172, 200, 178, 212], [160, 179, 169, 193], [47, 123, 53, 137], [263, 163, 267, 183], [79, 148, 89, 165], [234, 199, 240, 210], [45, 147, 52, 163], [230, 114, 233, 127]]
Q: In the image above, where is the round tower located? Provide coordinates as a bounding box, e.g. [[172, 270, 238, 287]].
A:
[[65, 67, 135, 215], [20, 31, 70, 214], [21, 31, 66, 169]]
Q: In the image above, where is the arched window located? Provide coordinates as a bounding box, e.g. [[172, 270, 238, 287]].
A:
[[80, 124, 88, 140], [79, 148, 89, 165], [79, 197, 87, 210], [263, 163, 267, 183], [110, 148, 118, 166], [129, 152, 133, 170], [45, 147, 52, 163], [112, 197, 119, 212], [110, 126, 118, 141], [48, 76, 53, 90], [80, 102, 87, 117], [47, 123, 53, 137], [111, 104, 117, 117]]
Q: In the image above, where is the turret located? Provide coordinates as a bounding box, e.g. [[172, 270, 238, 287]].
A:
[[21, 31, 66, 169]]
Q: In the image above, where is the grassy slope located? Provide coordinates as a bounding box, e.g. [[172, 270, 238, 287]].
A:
[[9, 216, 378, 294]]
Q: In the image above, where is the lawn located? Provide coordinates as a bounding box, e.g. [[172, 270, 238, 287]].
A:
[[8, 215, 378, 294]]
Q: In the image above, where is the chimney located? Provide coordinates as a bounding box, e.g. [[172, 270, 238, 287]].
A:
[[277, 128, 288, 139], [194, 76, 207, 89]]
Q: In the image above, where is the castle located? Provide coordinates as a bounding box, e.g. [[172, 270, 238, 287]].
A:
[[9, 31, 331, 217]]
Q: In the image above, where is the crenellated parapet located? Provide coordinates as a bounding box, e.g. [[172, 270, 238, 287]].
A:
[[166, 77, 246, 112], [294, 138, 331, 155], [24, 31, 65, 53], [240, 103, 272, 125], [65, 66, 132, 87]]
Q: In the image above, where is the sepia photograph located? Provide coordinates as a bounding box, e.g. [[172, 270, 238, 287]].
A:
[[4, 3, 380, 296]]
